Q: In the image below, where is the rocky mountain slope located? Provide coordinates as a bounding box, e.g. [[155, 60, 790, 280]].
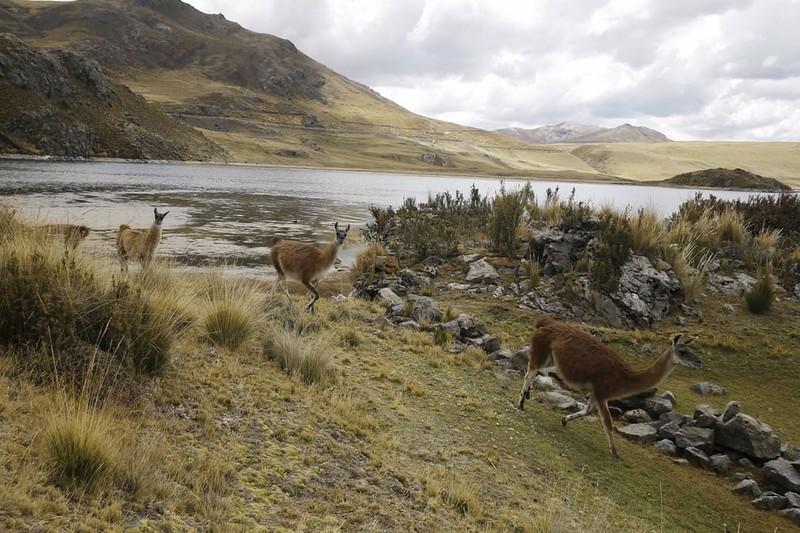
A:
[[496, 121, 671, 144]]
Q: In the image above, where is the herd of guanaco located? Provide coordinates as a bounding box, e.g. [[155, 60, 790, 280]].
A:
[[38, 208, 701, 458]]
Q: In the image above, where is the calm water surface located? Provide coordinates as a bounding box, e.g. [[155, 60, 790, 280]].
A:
[[0, 158, 775, 276]]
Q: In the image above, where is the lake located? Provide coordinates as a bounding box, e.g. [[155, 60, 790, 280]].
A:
[[0, 158, 777, 276]]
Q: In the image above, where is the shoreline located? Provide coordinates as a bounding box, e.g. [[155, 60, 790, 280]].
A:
[[1, 153, 796, 194]]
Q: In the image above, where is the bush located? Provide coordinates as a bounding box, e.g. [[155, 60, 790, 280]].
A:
[[489, 182, 533, 257], [744, 265, 775, 314], [203, 300, 256, 351], [589, 212, 633, 293]]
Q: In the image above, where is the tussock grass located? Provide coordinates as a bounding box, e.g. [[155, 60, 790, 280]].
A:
[[421, 466, 484, 519], [745, 265, 775, 314], [630, 207, 666, 258], [264, 325, 334, 384], [41, 394, 118, 494], [351, 241, 388, 282], [716, 208, 748, 245], [199, 270, 267, 350]]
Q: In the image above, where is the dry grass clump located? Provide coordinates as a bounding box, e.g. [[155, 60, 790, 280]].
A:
[[351, 240, 388, 282], [41, 395, 118, 494], [421, 466, 484, 519], [716, 208, 748, 245], [629, 207, 666, 258], [264, 324, 334, 384], [199, 270, 266, 351]]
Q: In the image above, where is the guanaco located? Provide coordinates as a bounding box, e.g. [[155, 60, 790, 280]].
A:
[[116, 208, 169, 273], [270, 222, 350, 313], [517, 315, 700, 458], [40, 224, 91, 249]]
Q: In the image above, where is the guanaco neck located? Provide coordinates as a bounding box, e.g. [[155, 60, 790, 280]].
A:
[[619, 345, 676, 397], [145, 222, 163, 249], [317, 240, 342, 273]]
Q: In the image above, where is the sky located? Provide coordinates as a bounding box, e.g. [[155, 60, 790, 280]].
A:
[[180, 0, 800, 142]]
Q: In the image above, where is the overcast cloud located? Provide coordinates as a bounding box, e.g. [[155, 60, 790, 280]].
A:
[[185, 0, 800, 141]]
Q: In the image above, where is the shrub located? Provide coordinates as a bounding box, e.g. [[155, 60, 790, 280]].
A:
[[716, 208, 748, 245], [589, 211, 633, 293], [489, 181, 533, 257], [351, 241, 388, 283], [745, 265, 774, 314]]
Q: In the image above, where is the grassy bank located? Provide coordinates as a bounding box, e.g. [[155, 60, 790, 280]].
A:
[[1, 202, 799, 531]]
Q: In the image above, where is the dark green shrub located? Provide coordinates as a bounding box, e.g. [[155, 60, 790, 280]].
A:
[[744, 266, 774, 314], [589, 212, 633, 293], [489, 182, 533, 257], [0, 250, 96, 349]]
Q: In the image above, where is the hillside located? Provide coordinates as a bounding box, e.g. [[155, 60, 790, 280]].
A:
[[662, 167, 792, 192], [0, 0, 799, 188]]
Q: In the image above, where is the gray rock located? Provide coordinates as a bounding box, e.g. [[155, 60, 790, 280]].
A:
[[489, 348, 514, 361], [779, 508, 800, 526], [659, 411, 691, 427], [708, 272, 757, 296], [715, 413, 782, 460], [722, 303, 736, 314], [691, 382, 727, 396], [661, 390, 677, 404], [482, 334, 502, 354], [624, 409, 653, 423], [398, 320, 422, 331], [739, 457, 756, 470], [722, 400, 742, 422], [541, 392, 581, 411], [785, 491, 800, 509], [764, 458, 800, 493], [643, 396, 673, 417], [611, 254, 681, 326], [466, 258, 499, 284], [459, 253, 482, 264], [511, 346, 529, 373], [675, 427, 715, 455], [400, 270, 432, 292], [710, 454, 733, 475], [692, 404, 721, 428], [654, 439, 678, 456], [618, 423, 659, 444], [378, 287, 403, 306], [410, 296, 441, 323], [658, 421, 682, 441], [751, 491, 787, 511], [733, 479, 762, 498], [683, 446, 710, 468], [532, 375, 559, 391]]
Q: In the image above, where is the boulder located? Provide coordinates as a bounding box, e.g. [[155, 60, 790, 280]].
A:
[[466, 258, 500, 284], [779, 509, 800, 526], [623, 409, 653, 424], [511, 346, 529, 373], [683, 446, 711, 468], [378, 288, 403, 306], [785, 491, 800, 509], [642, 396, 673, 417], [722, 400, 742, 422], [733, 479, 762, 499], [541, 392, 581, 412], [710, 454, 733, 475], [692, 404, 721, 428], [751, 492, 787, 511], [654, 439, 678, 456], [675, 426, 715, 455], [618, 423, 659, 444], [410, 296, 441, 323], [764, 458, 800, 493], [691, 382, 727, 396], [611, 255, 681, 327], [715, 414, 782, 460]]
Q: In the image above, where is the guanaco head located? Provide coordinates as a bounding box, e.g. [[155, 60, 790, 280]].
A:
[[670, 333, 701, 369], [153, 208, 170, 226], [334, 222, 350, 245]]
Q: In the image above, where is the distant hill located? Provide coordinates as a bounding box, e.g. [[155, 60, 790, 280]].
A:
[[496, 122, 671, 144], [661, 168, 792, 191]]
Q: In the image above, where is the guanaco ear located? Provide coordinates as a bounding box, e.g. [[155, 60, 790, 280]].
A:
[[684, 336, 698, 345], [671, 333, 684, 346], [345, 224, 350, 232], [334, 221, 339, 231]]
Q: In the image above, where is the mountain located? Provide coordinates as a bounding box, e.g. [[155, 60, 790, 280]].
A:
[[0, 0, 604, 178], [496, 122, 671, 144]]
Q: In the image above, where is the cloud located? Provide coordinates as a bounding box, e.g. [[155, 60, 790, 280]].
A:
[[187, 0, 800, 141]]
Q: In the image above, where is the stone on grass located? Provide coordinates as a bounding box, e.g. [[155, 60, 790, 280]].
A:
[[751, 492, 787, 511], [716, 413, 782, 460], [683, 446, 710, 468], [618, 423, 659, 444], [691, 381, 727, 395], [654, 439, 678, 456], [675, 426, 715, 455], [764, 458, 800, 493], [733, 479, 762, 499]]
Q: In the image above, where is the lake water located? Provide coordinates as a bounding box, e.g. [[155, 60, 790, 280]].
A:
[[0, 158, 778, 276]]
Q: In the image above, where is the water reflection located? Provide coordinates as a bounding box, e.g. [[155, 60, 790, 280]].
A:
[[0, 158, 784, 276]]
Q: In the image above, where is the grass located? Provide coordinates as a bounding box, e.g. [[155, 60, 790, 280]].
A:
[[1, 208, 799, 532]]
